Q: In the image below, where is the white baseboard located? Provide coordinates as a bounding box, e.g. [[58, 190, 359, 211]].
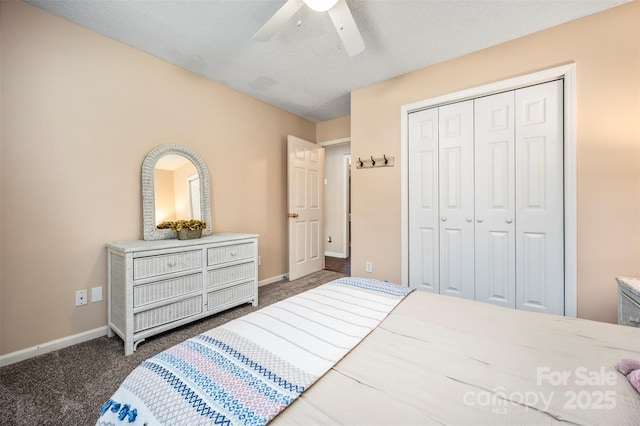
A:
[[0, 326, 108, 368], [325, 251, 347, 258], [1, 276, 292, 367], [258, 274, 287, 287]]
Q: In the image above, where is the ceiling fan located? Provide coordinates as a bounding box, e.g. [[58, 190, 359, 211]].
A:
[[253, 0, 365, 57]]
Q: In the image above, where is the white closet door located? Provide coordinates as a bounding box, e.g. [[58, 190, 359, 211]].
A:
[[474, 91, 516, 308], [515, 80, 564, 315], [408, 108, 440, 292], [438, 101, 475, 300]]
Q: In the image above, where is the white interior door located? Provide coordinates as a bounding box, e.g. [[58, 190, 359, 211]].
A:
[[438, 100, 475, 300], [474, 91, 516, 308], [188, 174, 201, 220], [288, 135, 325, 281]]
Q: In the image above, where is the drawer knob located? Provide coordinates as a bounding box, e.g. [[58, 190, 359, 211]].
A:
[[230, 251, 237, 257]]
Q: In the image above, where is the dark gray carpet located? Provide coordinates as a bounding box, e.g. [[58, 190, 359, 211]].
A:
[[0, 270, 346, 426]]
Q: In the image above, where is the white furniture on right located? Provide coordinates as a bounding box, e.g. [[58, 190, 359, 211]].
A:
[[617, 276, 640, 327], [107, 233, 258, 355]]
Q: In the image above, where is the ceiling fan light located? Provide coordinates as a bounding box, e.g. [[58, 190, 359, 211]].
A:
[[303, 0, 339, 12]]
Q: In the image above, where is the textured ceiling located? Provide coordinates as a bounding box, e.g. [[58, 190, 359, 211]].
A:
[[27, 0, 627, 122]]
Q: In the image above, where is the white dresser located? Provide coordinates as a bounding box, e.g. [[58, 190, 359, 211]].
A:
[[107, 233, 258, 355], [616, 277, 640, 327]]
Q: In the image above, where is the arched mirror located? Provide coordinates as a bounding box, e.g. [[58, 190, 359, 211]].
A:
[[142, 144, 212, 240]]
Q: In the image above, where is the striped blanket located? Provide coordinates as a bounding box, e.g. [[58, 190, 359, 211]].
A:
[[96, 277, 414, 426]]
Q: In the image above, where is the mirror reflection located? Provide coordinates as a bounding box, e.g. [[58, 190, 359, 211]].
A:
[[154, 154, 201, 225]]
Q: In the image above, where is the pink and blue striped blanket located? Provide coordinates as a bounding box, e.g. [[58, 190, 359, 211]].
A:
[[96, 277, 413, 425]]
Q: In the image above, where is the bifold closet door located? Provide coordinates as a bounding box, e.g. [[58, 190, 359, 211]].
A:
[[409, 80, 564, 315], [408, 107, 440, 293], [474, 91, 516, 308], [408, 101, 474, 299], [515, 80, 564, 315], [438, 101, 475, 300]]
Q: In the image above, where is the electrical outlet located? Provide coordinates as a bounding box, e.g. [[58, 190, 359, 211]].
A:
[[91, 286, 103, 302], [75, 289, 88, 306], [365, 261, 373, 273]]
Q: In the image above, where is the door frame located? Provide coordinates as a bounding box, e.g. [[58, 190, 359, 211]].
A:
[[400, 64, 577, 317], [319, 138, 351, 259]]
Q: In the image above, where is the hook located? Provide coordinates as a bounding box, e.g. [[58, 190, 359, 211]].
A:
[[384, 154, 388, 165], [371, 156, 376, 166], [358, 157, 364, 168]]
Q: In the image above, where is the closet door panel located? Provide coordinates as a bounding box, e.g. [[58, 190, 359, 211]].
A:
[[515, 80, 564, 315], [441, 229, 464, 296], [408, 108, 439, 292], [474, 92, 516, 307], [439, 101, 474, 299]]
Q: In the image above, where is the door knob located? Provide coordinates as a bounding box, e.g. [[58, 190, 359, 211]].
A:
[[477, 218, 483, 223], [441, 217, 447, 222], [506, 218, 513, 224], [466, 217, 473, 222], [288, 213, 299, 218]]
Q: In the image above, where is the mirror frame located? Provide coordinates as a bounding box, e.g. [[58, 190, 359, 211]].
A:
[[142, 144, 212, 241]]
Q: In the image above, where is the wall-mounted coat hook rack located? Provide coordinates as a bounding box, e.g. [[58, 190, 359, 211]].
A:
[[356, 154, 395, 169]]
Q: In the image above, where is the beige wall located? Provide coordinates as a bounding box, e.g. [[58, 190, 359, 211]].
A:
[[317, 115, 350, 142], [0, 1, 315, 355], [351, 1, 640, 323]]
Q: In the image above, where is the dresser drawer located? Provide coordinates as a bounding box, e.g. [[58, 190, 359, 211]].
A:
[[206, 262, 255, 289], [207, 281, 254, 311], [134, 295, 203, 332], [207, 243, 254, 266], [133, 273, 202, 307], [134, 250, 202, 280], [619, 291, 640, 327]]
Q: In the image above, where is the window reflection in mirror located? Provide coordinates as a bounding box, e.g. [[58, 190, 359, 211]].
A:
[[154, 154, 200, 224]]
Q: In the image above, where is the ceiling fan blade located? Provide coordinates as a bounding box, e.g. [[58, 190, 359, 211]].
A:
[[327, 0, 365, 57], [253, 0, 305, 42]]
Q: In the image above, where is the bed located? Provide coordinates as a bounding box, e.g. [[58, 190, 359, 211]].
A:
[[97, 277, 640, 425]]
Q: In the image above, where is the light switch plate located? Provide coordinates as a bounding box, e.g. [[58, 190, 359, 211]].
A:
[[91, 286, 103, 302]]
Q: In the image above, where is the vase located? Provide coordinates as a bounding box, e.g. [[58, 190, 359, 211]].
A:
[[177, 228, 202, 240]]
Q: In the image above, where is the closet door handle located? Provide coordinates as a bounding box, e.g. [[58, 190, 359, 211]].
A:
[[505, 218, 513, 224], [441, 217, 447, 222], [466, 217, 473, 222], [477, 218, 483, 223]]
